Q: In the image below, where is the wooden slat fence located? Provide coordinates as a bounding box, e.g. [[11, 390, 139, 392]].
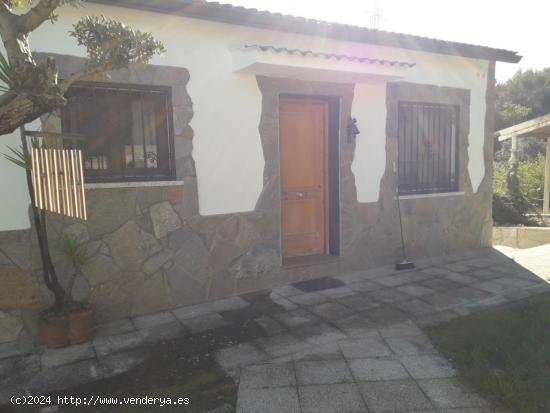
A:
[[31, 148, 87, 220]]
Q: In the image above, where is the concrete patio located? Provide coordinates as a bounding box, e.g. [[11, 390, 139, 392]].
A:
[[1, 246, 549, 412]]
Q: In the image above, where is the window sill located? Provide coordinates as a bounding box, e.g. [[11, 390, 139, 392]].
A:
[[397, 191, 465, 200], [85, 180, 184, 190]]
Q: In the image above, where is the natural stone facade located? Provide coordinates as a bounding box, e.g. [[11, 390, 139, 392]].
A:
[[0, 59, 496, 342]]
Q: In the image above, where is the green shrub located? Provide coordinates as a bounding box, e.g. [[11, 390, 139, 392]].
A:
[[516, 153, 545, 209], [493, 155, 545, 226], [493, 163, 508, 194]]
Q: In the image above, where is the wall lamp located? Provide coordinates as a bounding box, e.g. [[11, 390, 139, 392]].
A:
[[347, 117, 360, 143]]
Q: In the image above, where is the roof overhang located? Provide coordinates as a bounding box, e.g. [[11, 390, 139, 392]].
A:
[[91, 0, 522, 64], [496, 113, 550, 141], [233, 45, 414, 83]]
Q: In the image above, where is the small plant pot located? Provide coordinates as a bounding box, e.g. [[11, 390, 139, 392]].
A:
[[68, 305, 95, 345], [39, 314, 69, 349]]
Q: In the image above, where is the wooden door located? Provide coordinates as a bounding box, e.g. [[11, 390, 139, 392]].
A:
[[280, 98, 328, 258]]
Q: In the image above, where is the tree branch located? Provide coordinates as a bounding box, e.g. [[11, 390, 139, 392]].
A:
[[17, 0, 61, 33]]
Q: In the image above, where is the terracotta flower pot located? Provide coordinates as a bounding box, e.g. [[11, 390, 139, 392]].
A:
[[39, 314, 69, 349], [68, 305, 95, 344]]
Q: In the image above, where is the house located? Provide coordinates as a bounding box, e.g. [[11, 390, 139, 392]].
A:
[[0, 0, 521, 326]]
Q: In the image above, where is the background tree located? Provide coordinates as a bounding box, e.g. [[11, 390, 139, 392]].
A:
[[493, 67, 550, 224], [1, 0, 164, 313], [495, 68, 550, 163]]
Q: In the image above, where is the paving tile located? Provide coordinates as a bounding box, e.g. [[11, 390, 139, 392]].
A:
[[396, 284, 436, 297], [41, 343, 95, 369], [339, 336, 391, 359], [99, 348, 150, 378], [419, 378, 489, 409], [441, 263, 473, 273], [271, 285, 304, 297], [211, 296, 250, 312], [417, 310, 460, 327], [173, 296, 248, 320], [421, 278, 464, 291], [288, 292, 329, 306], [469, 269, 502, 280], [318, 286, 356, 299], [236, 386, 300, 413], [449, 287, 491, 301], [132, 311, 177, 330], [95, 319, 136, 337], [348, 280, 385, 292], [365, 305, 411, 326], [292, 276, 345, 292], [422, 293, 470, 310], [338, 295, 380, 311], [376, 271, 432, 287], [401, 355, 457, 379], [332, 313, 377, 336], [308, 302, 354, 320], [274, 308, 319, 328], [348, 357, 409, 381], [334, 271, 372, 284], [444, 272, 479, 284], [386, 335, 437, 356], [172, 302, 216, 320], [269, 294, 299, 311], [255, 333, 312, 358], [421, 267, 449, 276], [93, 330, 150, 357], [293, 323, 347, 346], [359, 379, 434, 412], [0, 340, 26, 360], [141, 320, 186, 343], [239, 362, 296, 388], [299, 383, 366, 413], [180, 313, 228, 333], [295, 359, 353, 385], [292, 342, 342, 362], [396, 299, 437, 317], [216, 343, 267, 370], [27, 359, 104, 395], [253, 315, 287, 335], [378, 321, 423, 338], [368, 288, 412, 304]]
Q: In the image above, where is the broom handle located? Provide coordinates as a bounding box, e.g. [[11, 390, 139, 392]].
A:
[[396, 191, 408, 261]]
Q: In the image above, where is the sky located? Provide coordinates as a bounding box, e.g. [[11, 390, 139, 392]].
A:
[[226, 0, 549, 83]]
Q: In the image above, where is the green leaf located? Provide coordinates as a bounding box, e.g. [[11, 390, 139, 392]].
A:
[[3, 145, 30, 169]]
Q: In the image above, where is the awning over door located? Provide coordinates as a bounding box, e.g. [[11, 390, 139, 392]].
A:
[[232, 44, 415, 83]]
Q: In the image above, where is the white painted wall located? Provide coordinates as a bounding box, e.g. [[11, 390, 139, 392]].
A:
[[0, 2, 490, 230], [352, 54, 488, 202], [0, 130, 31, 230]]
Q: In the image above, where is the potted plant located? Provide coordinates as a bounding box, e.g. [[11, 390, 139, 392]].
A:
[[39, 235, 95, 347], [63, 236, 95, 345]]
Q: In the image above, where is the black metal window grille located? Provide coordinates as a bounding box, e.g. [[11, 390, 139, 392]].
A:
[[61, 83, 174, 183], [397, 101, 459, 195]]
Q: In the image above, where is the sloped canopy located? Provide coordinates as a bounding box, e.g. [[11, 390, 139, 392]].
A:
[[232, 44, 415, 83]]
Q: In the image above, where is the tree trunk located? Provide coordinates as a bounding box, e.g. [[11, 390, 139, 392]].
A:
[[19, 127, 66, 311]]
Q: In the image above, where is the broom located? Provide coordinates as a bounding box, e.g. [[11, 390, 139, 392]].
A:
[[395, 188, 415, 271]]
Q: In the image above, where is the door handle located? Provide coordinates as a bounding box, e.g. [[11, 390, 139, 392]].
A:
[[296, 191, 304, 198]]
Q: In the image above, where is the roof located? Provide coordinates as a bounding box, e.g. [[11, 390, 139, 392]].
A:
[[91, 0, 521, 63], [497, 113, 550, 141], [243, 44, 416, 68]]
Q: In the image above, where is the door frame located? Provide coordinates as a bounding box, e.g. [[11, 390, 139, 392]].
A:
[[278, 94, 341, 258]]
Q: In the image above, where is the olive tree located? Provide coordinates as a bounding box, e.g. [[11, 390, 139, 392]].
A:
[[0, 0, 164, 312]]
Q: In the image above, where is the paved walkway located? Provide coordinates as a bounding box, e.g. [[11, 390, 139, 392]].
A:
[[1, 247, 550, 412]]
